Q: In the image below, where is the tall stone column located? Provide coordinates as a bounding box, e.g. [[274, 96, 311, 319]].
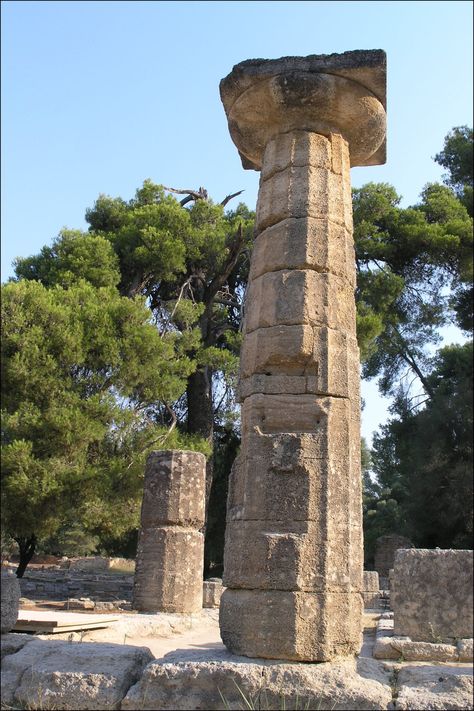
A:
[[133, 450, 206, 614], [219, 51, 386, 661]]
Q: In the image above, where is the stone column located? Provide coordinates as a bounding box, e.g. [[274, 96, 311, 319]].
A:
[[218, 51, 386, 661], [133, 450, 206, 614]]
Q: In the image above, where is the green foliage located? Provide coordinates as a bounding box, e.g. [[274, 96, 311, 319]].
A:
[[1, 278, 203, 554], [434, 126, 473, 216], [364, 342, 473, 559], [13, 229, 121, 289], [353, 171, 473, 396]]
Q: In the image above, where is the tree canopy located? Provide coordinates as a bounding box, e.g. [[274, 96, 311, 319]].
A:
[[1, 278, 207, 574]]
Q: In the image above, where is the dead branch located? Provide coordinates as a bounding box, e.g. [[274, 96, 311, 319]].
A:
[[220, 190, 244, 207], [163, 186, 209, 205]]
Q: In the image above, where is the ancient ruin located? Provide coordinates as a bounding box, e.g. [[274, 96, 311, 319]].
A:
[[392, 548, 474, 642], [132, 450, 206, 613], [219, 51, 387, 661], [374, 534, 414, 579]]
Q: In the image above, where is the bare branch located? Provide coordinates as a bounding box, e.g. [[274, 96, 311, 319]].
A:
[[220, 190, 244, 207], [162, 186, 209, 204], [160, 277, 194, 335]]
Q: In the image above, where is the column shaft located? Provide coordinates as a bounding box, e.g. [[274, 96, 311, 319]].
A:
[[220, 131, 363, 661], [133, 450, 206, 614]]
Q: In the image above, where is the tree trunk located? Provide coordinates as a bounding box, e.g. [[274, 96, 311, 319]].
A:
[[14, 534, 37, 578], [186, 366, 214, 521]]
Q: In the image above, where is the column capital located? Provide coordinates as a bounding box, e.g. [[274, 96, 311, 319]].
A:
[[220, 50, 386, 170]]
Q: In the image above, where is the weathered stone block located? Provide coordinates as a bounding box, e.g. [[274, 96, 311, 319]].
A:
[[133, 527, 204, 613], [1, 572, 20, 635], [363, 571, 380, 592], [239, 324, 315, 378], [395, 664, 473, 710], [226, 429, 360, 523], [223, 520, 362, 592], [139, 450, 206, 527], [260, 130, 332, 180], [240, 392, 358, 439], [203, 579, 224, 608], [256, 164, 351, 233], [121, 654, 393, 710], [1, 638, 153, 710], [239, 327, 359, 399], [392, 549, 474, 642], [244, 270, 356, 334], [219, 588, 362, 661]]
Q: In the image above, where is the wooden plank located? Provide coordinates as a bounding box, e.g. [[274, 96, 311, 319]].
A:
[[14, 610, 118, 633]]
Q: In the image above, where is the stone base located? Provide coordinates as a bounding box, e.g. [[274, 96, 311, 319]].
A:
[[122, 648, 393, 710], [219, 588, 362, 661], [373, 614, 474, 662]]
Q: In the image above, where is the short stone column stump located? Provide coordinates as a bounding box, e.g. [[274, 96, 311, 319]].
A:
[[133, 450, 206, 614]]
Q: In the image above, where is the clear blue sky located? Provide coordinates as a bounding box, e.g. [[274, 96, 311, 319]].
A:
[[2, 0, 473, 440]]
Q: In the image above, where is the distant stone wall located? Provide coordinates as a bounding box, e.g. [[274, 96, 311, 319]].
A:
[[374, 535, 414, 577], [18, 570, 134, 601], [392, 548, 474, 642], [63, 557, 135, 573]]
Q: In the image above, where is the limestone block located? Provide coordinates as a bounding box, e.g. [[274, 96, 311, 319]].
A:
[[363, 571, 380, 592], [239, 374, 308, 400], [1, 572, 20, 634], [395, 665, 473, 711], [139, 450, 206, 528], [67, 557, 109, 572], [256, 165, 350, 232], [1, 638, 152, 710], [239, 327, 359, 399], [227, 428, 361, 525], [219, 588, 362, 661], [223, 520, 362, 593], [250, 218, 355, 288], [122, 655, 392, 710], [239, 324, 315, 378], [261, 130, 332, 180], [240, 392, 358, 438], [244, 270, 356, 334], [122, 655, 269, 711], [133, 527, 204, 613], [390, 639, 459, 662], [203, 580, 224, 608], [392, 548, 473, 642]]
